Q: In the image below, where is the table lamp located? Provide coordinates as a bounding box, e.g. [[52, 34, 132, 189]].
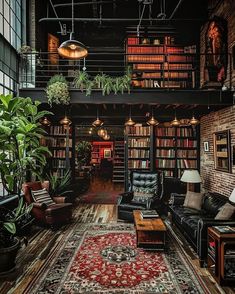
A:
[[229, 188, 235, 205], [180, 169, 202, 192]]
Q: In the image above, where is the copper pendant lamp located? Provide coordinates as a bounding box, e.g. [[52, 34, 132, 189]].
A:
[[58, 0, 88, 59], [92, 109, 103, 127], [147, 108, 159, 126], [171, 116, 180, 127], [125, 106, 135, 126], [103, 133, 110, 140], [40, 117, 51, 126], [98, 128, 107, 137], [60, 115, 72, 125], [190, 115, 199, 126]]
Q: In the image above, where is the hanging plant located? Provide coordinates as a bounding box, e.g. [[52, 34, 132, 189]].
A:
[[46, 75, 70, 106]]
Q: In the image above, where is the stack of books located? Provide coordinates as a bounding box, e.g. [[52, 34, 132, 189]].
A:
[[213, 226, 235, 233], [141, 210, 159, 219]]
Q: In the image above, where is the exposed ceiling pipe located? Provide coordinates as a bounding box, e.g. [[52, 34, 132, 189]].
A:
[[39, 17, 204, 23], [54, 1, 114, 8], [169, 0, 184, 20], [48, 0, 64, 34]]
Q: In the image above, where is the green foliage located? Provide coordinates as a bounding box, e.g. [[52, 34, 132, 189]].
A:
[[44, 170, 72, 197], [73, 67, 132, 96], [46, 75, 70, 106], [0, 94, 52, 196], [0, 197, 33, 248], [76, 141, 92, 169]]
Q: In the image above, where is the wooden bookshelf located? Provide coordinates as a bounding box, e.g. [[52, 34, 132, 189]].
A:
[[113, 140, 125, 183], [213, 130, 231, 172], [126, 36, 197, 89]]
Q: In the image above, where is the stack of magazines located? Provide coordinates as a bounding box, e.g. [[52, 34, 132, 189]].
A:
[[141, 210, 159, 218], [213, 226, 235, 233]]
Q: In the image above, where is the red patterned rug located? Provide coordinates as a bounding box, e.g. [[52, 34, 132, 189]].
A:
[[78, 191, 120, 204], [28, 223, 210, 293]]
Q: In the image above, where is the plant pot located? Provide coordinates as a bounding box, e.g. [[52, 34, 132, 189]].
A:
[[0, 238, 20, 274]]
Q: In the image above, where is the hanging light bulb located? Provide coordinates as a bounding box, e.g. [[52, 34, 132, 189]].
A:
[[171, 115, 180, 127], [190, 115, 200, 126], [92, 109, 103, 127], [147, 108, 159, 126], [103, 133, 110, 140], [40, 117, 51, 126], [97, 128, 107, 137], [125, 106, 135, 126], [60, 115, 72, 125], [58, 0, 88, 59]]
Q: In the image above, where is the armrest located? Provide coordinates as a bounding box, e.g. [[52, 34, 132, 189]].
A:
[[169, 193, 186, 206], [33, 202, 47, 210], [117, 192, 134, 205], [52, 196, 67, 204]]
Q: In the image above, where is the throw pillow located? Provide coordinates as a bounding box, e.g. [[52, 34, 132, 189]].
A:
[[31, 188, 55, 206], [132, 186, 153, 204], [183, 191, 204, 210], [215, 202, 235, 220]]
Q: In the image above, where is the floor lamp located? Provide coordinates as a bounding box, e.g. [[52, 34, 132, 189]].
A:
[[180, 170, 202, 192]]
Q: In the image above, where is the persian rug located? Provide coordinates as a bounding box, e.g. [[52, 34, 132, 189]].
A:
[[29, 223, 210, 294], [78, 191, 120, 204]]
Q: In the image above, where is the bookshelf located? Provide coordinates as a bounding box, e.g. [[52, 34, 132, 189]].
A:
[[155, 126, 198, 178], [112, 140, 125, 183], [213, 130, 231, 172], [126, 36, 197, 89], [208, 227, 235, 286], [91, 141, 113, 166], [41, 125, 75, 179]]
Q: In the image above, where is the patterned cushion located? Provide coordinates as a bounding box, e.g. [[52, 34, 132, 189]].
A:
[[215, 202, 235, 220], [31, 188, 55, 206], [133, 189, 153, 204]]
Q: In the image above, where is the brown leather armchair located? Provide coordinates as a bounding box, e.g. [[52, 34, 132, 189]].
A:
[[22, 181, 73, 227]]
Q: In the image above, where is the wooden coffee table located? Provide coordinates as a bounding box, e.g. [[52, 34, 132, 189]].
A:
[[133, 210, 167, 250]]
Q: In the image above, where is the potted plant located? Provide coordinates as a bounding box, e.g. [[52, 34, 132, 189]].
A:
[[0, 198, 32, 274], [73, 70, 89, 92], [0, 94, 51, 273], [46, 75, 70, 106], [76, 141, 92, 172]]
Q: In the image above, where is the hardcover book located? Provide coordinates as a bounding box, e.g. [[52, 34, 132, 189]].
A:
[[213, 226, 235, 233], [141, 210, 159, 218]]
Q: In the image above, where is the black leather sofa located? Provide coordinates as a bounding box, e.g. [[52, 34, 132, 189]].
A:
[[169, 192, 235, 267], [117, 170, 164, 221]]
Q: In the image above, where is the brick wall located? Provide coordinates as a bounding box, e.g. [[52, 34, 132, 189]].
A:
[[200, 105, 235, 197], [200, 0, 235, 87]]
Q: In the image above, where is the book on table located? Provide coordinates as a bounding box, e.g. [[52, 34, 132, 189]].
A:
[[213, 226, 235, 233], [141, 210, 159, 218]]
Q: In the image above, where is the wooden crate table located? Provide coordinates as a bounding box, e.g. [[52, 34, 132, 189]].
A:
[[133, 210, 167, 250]]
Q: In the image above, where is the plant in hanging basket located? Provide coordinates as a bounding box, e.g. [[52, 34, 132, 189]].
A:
[[46, 75, 70, 106]]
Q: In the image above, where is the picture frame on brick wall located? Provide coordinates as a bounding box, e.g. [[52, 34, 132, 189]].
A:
[[204, 141, 209, 152]]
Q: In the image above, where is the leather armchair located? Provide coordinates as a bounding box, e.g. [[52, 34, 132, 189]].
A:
[[22, 181, 73, 227], [117, 171, 164, 221]]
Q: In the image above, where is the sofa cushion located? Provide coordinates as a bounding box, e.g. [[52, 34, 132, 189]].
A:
[[202, 193, 228, 216], [171, 206, 203, 224], [181, 216, 200, 240], [183, 191, 204, 211], [215, 202, 235, 220], [31, 188, 55, 206]]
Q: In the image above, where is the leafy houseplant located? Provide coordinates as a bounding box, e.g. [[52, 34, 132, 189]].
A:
[[0, 94, 51, 273], [76, 141, 92, 170], [46, 75, 70, 106], [44, 170, 72, 198]]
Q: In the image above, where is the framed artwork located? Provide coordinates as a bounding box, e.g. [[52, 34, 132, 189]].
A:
[[204, 141, 209, 152], [104, 149, 111, 158]]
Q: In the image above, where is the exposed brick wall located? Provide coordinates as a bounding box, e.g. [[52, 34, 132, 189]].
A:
[[200, 0, 235, 87], [200, 105, 235, 197]]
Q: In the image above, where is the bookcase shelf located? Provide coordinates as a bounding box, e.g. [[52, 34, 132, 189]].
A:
[[126, 36, 197, 89], [113, 140, 125, 183], [213, 130, 231, 172]]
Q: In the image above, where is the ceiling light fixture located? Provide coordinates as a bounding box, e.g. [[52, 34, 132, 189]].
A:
[[147, 108, 159, 126], [58, 0, 88, 59], [98, 128, 107, 137], [92, 109, 103, 127], [125, 106, 135, 126], [171, 114, 180, 127], [189, 115, 200, 126], [103, 134, 110, 140], [40, 117, 51, 126], [60, 115, 72, 125]]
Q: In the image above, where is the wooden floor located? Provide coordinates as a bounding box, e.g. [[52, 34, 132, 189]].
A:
[[0, 203, 234, 294]]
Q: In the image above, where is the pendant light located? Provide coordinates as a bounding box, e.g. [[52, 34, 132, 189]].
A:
[[147, 108, 159, 126], [92, 109, 103, 127], [97, 128, 107, 137], [58, 0, 88, 59], [103, 133, 110, 140], [125, 106, 135, 126], [40, 117, 51, 126], [171, 113, 180, 127], [189, 115, 200, 126], [60, 115, 72, 125]]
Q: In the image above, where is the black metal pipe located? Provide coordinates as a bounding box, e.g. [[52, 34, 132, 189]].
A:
[[54, 1, 114, 8]]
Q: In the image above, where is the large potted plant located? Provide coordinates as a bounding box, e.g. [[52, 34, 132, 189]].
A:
[[76, 141, 92, 171], [0, 94, 51, 273]]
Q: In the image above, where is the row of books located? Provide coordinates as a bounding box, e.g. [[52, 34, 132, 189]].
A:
[[140, 72, 190, 79], [155, 127, 175, 136], [163, 81, 190, 88], [133, 64, 161, 70], [163, 170, 174, 177], [127, 36, 175, 45], [127, 55, 165, 63], [133, 63, 193, 71], [48, 126, 71, 136], [52, 159, 67, 169], [52, 150, 72, 158], [128, 149, 150, 158], [176, 128, 193, 137], [52, 169, 68, 178], [45, 137, 72, 148], [127, 126, 150, 136], [177, 139, 197, 147], [156, 138, 175, 147], [127, 46, 164, 54], [156, 149, 175, 157], [177, 149, 197, 158], [156, 159, 175, 168], [128, 160, 149, 169], [128, 138, 150, 148], [177, 159, 197, 168]]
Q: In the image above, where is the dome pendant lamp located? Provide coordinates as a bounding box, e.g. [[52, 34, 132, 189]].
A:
[[125, 106, 135, 127], [190, 115, 199, 126], [147, 108, 159, 126], [171, 112, 180, 127], [60, 115, 72, 126], [58, 0, 88, 59], [92, 109, 103, 127]]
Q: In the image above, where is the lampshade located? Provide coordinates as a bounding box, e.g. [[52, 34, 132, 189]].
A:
[[125, 117, 135, 126], [58, 38, 88, 59], [40, 117, 51, 126], [60, 115, 72, 125], [147, 116, 159, 126], [229, 188, 235, 204], [190, 116, 200, 126], [180, 170, 202, 183], [97, 128, 107, 137], [171, 116, 180, 127], [58, 0, 88, 60], [103, 134, 110, 140], [92, 109, 103, 127]]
